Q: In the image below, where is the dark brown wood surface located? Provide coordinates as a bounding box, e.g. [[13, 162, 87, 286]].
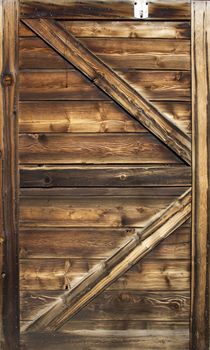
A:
[[0, 1, 19, 349], [22, 18, 191, 164], [19, 37, 190, 70], [20, 0, 191, 20], [16, 1, 197, 349], [24, 189, 191, 332], [20, 165, 191, 188]]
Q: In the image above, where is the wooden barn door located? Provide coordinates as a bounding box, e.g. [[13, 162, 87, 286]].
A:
[[0, 1, 209, 350]]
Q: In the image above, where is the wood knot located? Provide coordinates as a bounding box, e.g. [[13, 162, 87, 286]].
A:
[[2, 73, 14, 87], [120, 173, 127, 181]]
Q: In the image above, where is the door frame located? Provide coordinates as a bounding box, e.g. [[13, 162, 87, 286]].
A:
[[0, 1, 209, 349]]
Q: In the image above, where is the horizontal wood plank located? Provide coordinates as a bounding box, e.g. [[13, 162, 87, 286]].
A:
[[19, 165, 191, 188], [19, 258, 190, 291], [20, 290, 190, 322], [19, 20, 191, 39], [20, 193, 178, 227], [19, 101, 144, 133], [20, 187, 190, 198], [60, 320, 189, 332], [19, 37, 190, 70], [19, 101, 191, 134], [19, 133, 184, 165], [20, 330, 190, 350], [20, 0, 191, 20], [19, 226, 190, 259], [19, 70, 191, 101]]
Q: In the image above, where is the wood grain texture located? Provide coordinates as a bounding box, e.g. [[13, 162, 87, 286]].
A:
[[19, 20, 191, 39], [19, 101, 144, 133], [20, 290, 190, 322], [20, 0, 191, 20], [20, 191, 179, 228], [19, 133, 184, 165], [21, 319, 189, 332], [191, 2, 210, 349], [19, 165, 191, 188], [22, 18, 191, 164], [19, 70, 191, 102], [0, 1, 19, 349], [19, 101, 191, 134], [19, 258, 190, 292], [19, 225, 190, 260], [19, 37, 190, 70], [20, 330, 190, 350], [24, 188, 191, 332]]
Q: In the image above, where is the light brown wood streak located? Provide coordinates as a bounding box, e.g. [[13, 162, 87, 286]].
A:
[[23, 188, 191, 332], [18, 101, 191, 134], [0, 1, 19, 349], [19, 193, 178, 228], [19, 133, 183, 165], [22, 18, 191, 165], [191, 2, 210, 350]]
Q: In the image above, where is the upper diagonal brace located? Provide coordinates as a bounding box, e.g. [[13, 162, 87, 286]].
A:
[[24, 187, 191, 333], [22, 18, 191, 165]]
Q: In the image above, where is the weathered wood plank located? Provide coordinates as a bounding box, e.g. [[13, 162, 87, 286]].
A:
[[0, 1, 19, 349], [20, 192, 178, 228], [19, 165, 191, 188], [20, 186, 190, 198], [20, 290, 190, 322], [24, 188, 191, 332], [19, 101, 192, 134], [19, 101, 144, 133], [19, 226, 190, 259], [19, 37, 190, 70], [22, 19, 191, 164], [20, 329, 190, 350], [19, 20, 191, 39], [20, 0, 191, 20], [20, 70, 107, 101], [69, 290, 190, 322], [191, 2, 210, 350], [19, 70, 191, 102], [21, 319, 189, 332], [19, 133, 184, 165], [19, 258, 190, 292]]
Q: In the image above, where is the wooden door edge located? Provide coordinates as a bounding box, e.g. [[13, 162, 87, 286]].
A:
[[191, 1, 210, 350], [0, 1, 20, 349]]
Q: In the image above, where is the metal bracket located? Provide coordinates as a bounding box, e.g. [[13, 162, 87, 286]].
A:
[[134, 0, 149, 19]]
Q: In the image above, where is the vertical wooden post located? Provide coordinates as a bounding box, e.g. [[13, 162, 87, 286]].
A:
[[191, 1, 210, 349], [0, 0, 19, 349]]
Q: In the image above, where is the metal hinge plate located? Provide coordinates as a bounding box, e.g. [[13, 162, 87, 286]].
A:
[[134, 0, 149, 19]]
